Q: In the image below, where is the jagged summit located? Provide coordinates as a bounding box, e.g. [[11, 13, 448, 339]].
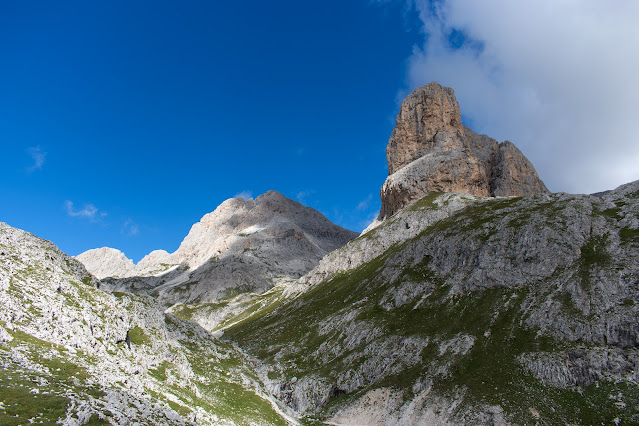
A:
[[77, 190, 358, 303], [379, 82, 548, 218], [386, 82, 465, 175], [172, 189, 355, 270]]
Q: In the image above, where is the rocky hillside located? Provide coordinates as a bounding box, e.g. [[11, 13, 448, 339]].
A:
[[77, 191, 357, 305], [223, 180, 639, 425], [4, 177, 637, 424], [4, 81, 638, 425], [0, 222, 292, 425], [380, 82, 548, 218]]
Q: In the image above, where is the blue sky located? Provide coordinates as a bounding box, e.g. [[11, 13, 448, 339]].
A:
[[0, 1, 422, 261], [2, 1, 638, 262]]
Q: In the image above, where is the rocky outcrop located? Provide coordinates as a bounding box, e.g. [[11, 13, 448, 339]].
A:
[[78, 191, 358, 304], [380, 82, 548, 218], [301, 191, 482, 286], [386, 82, 464, 174], [491, 140, 549, 196]]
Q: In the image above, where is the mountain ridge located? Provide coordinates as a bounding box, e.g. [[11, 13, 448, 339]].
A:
[[77, 190, 357, 305], [223, 179, 639, 424], [0, 221, 292, 424]]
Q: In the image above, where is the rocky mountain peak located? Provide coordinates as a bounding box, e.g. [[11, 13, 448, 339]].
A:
[[257, 189, 286, 201], [75, 247, 134, 279], [77, 191, 358, 304], [379, 82, 549, 218], [173, 189, 354, 269], [386, 82, 464, 175]]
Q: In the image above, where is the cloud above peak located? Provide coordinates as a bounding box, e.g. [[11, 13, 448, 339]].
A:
[[122, 219, 139, 236], [64, 200, 104, 220], [400, 0, 639, 193], [233, 190, 253, 200]]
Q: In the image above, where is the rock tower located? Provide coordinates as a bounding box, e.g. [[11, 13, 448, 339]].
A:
[[380, 82, 549, 218]]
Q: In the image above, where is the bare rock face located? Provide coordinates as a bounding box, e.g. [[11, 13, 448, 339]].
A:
[[78, 191, 358, 304], [75, 247, 134, 279], [491, 140, 550, 196], [380, 82, 548, 218], [386, 82, 464, 174], [380, 147, 490, 218]]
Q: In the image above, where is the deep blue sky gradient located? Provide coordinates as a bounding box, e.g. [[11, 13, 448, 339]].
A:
[[1, 1, 424, 261]]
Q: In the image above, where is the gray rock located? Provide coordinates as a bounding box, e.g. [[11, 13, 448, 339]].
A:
[[0, 221, 291, 425], [76, 247, 135, 279], [79, 190, 357, 304], [226, 179, 639, 425], [301, 192, 481, 286]]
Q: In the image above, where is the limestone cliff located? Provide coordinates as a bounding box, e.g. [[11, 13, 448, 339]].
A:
[[386, 82, 464, 174], [380, 82, 548, 218], [75, 247, 135, 279]]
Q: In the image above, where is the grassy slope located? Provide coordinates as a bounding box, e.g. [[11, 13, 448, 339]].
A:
[[225, 192, 639, 424], [0, 296, 288, 425]]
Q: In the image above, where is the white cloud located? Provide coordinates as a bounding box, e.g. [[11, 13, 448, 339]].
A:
[[122, 219, 139, 236], [26, 146, 46, 172], [233, 190, 253, 199], [296, 190, 316, 204], [400, 0, 639, 193], [356, 194, 374, 211], [65, 200, 102, 220]]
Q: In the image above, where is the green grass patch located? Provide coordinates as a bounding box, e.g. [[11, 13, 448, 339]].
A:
[[553, 291, 584, 317], [0, 370, 70, 425], [579, 235, 612, 289], [128, 326, 151, 345], [413, 196, 524, 242], [580, 235, 612, 267], [407, 192, 444, 211], [597, 206, 623, 220], [171, 301, 229, 322], [620, 227, 639, 244], [148, 360, 171, 382]]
